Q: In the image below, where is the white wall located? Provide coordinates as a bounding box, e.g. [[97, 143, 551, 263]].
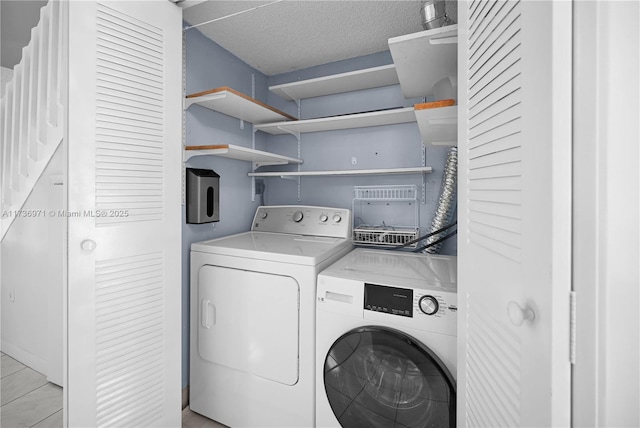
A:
[[1, 66, 13, 97], [0, 144, 64, 385]]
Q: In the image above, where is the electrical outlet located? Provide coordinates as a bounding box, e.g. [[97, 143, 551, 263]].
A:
[[8, 288, 15, 303], [255, 179, 265, 195], [351, 157, 357, 165]]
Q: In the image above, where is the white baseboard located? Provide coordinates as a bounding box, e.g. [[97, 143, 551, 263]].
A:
[[182, 386, 189, 410], [1, 340, 48, 376]]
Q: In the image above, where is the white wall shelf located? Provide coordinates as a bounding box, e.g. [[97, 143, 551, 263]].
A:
[[184, 144, 303, 168], [415, 102, 457, 146], [269, 64, 400, 101], [248, 167, 432, 177], [185, 86, 297, 124], [389, 25, 458, 99], [254, 107, 416, 135]]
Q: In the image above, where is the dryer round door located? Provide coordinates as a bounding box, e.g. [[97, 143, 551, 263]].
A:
[[323, 326, 456, 428]]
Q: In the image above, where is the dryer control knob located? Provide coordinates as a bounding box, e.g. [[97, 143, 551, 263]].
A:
[[332, 214, 342, 223], [319, 214, 328, 222], [419, 296, 439, 315], [293, 211, 304, 222], [260, 211, 268, 219]]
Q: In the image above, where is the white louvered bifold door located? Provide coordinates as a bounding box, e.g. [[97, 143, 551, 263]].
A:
[[66, 2, 182, 426], [458, 1, 572, 426]]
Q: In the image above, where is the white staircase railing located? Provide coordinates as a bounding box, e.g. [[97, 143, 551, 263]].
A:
[[1, 0, 65, 241]]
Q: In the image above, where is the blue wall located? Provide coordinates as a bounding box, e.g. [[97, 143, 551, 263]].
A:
[[182, 29, 457, 387], [182, 28, 270, 387], [263, 54, 457, 255]]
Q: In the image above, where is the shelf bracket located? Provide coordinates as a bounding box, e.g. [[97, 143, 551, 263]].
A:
[[296, 98, 302, 202], [251, 122, 256, 202], [255, 160, 288, 169], [277, 125, 300, 140], [181, 30, 187, 205], [280, 87, 296, 101], [421, 146, 427, 204]]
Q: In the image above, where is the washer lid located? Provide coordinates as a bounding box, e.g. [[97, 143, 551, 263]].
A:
[[191, 231, 352, 266], [324, 326, 456, 428], [320, 248, 457, 292]]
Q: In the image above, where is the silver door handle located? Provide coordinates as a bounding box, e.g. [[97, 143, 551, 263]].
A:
[[507, 301, 535, 326]]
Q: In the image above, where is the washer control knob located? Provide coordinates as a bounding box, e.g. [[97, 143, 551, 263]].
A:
[[419, 296, 439, 315], [292, 211, 304, 222], [260, 211, 268, 219], [319, 214, 328, 222], [332, 214, 342, 223]]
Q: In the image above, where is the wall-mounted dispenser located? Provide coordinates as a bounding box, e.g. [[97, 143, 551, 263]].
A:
[[186, 168, 220, 223]]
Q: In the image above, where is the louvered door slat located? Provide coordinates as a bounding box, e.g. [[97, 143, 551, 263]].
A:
[[469, 131, 520, 157], [468, 210, 521, 234], [470, 43, 522, 94], [469, 200, 521, 220], [469, 1, 519, 55], [469, 13, 521, 81], [469, 56, 521, 111], [470, 102, 521, 139]]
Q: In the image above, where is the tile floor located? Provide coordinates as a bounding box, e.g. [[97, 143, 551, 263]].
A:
[[1, 351, 227, 428], [1, 352, 63, 428], [182, 407, 228, 428]]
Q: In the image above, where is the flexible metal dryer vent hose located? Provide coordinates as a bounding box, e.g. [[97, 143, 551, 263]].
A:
[[423, 147, 458, 254]]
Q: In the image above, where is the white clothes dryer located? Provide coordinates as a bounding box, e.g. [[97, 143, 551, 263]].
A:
[[316, 248, 457, 428], [190, 205, 353, 428]]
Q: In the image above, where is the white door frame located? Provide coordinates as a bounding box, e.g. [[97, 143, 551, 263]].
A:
[[572, 1, 640, 426]]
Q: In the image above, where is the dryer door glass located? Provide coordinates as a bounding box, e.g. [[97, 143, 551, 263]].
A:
[[323, 326, 455, 428]]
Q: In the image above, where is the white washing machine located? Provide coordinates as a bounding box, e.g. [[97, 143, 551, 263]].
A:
[[190, 205, 353, 428], [316, 248, 457, 428]]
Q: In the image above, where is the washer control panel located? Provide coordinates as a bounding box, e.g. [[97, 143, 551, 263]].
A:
[[364, 284, 413, 317], [252, 205, 351, 238], [364, 283, 457, 318]]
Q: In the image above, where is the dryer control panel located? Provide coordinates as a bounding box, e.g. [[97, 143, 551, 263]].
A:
[[252, 205, 351, 238]]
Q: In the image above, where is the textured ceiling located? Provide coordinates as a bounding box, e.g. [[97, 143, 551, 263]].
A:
[[183, 0, 426, 76], [2, 1, 447, 76]]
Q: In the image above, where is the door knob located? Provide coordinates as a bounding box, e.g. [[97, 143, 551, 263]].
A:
[[80, 239, 97, 252], [507, 301, 535, 326]]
